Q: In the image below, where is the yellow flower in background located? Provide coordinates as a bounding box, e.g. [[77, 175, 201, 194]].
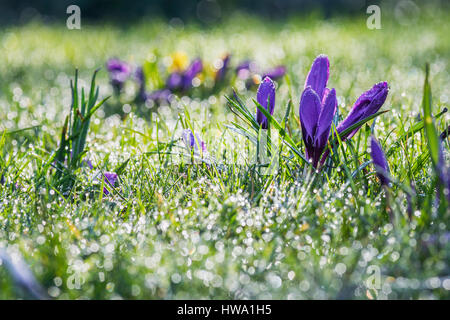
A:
[[168, 51, 189, 72], [204, 64, 216, 79]]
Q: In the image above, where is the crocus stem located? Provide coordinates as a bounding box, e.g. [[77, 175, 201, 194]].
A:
[[383, 185, 393, 224]]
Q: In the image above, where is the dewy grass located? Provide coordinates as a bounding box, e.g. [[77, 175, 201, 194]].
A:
[[0, 12, 449, 299]]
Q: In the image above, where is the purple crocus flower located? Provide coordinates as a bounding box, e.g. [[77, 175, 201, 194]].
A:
[[318, 67, 389, 167], [182, 129, 207, 154], [166, 72, 184, 91], [336, 82, 389, 140], [215, 54, 231, 83], [106, 58, 131, 92], [145, 89, 172, 104], [370, 136, 391, 186], [263, 65, 286, 81], [165, 58, 203, 92], [236, 60, 258, 80], [256, 77, 276, 129], [299, 55, 337, 168], [103, 172, 118, 195], [182, 58, 203, 91]]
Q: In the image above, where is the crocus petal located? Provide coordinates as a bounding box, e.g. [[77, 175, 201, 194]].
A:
[[313, 88, 337, 166], [337, 82, 389, 140], [256, 76, 276, 129], [370, 136, 390, 186], [299, 87, 321, 160], [182, 129, 195, 149], [299, 87, 321, 140], [304, 54, 330, 101]]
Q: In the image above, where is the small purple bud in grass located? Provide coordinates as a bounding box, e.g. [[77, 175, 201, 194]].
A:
[[182, 58, 203, 91], [215, 54, 231, 83], [82, 159, 93, 170], [370, 136, 391, 186], [103, 172, 118, 195], [256, 76, 276, 129], [106, 58, 131, 92], [337, 82, 389, 140], [299, 55, 337, 168], [0, 173, 4, 185], [263, 65, 286, 81], [182, 129, 207, 154]]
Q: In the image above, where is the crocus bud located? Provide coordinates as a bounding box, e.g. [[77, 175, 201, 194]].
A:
[[182, 129, 207, 154], [256, 76, 276, 129], [337, 82, 389, 140], [370, 136, 390, 186]]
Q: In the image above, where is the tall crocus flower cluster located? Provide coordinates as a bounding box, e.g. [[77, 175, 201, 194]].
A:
[[299, 55, 337, 168], [256, 77, 276, 129], [298, 55, 389, 168]]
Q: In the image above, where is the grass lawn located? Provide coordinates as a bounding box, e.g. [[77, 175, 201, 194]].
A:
[[0, 10, 449, 299]]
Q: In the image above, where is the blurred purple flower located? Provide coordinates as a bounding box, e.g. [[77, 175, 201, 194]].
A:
[[215, 54, 231, 83], [182, 58, 203, 91], [256, 76, 276, 129], [166, 72, 184, 91], [145, 89, 172, 104], [370, 136, 391, 186], [165, 58, 203, 92], [103, 172, 118, 195], [299, 55, 337, 168], [236, 60, 258, 79], [135, 66, 146, 101], [263, 65, 286, 81], [106, 58, 131, 92], [182, 129, 207, 154]]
